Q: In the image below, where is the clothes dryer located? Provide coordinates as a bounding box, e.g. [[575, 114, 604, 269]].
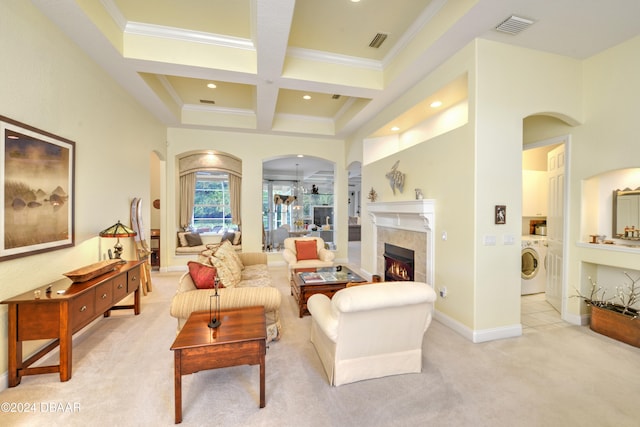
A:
[[521, 236, 546, 295]]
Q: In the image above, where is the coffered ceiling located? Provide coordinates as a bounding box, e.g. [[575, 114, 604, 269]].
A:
[[33, 0, 640, 140]]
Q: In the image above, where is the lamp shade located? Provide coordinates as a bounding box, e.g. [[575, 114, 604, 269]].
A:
[[99, 221, 137, 238]]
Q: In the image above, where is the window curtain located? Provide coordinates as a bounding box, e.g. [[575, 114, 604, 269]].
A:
[[179, 172, 197, 228], [229, 173, 242, 226]]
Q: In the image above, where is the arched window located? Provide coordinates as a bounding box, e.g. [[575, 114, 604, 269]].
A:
[[178, 151, 241, 230]]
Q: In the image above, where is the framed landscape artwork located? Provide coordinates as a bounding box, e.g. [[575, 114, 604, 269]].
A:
[[0, 116, 75, 261]]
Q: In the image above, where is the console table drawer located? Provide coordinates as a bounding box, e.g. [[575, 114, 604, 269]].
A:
[[127, 266, 141, 293], [113, 274, 127, 301], [95, 280, 114, 314], [71, 291, 95, 331]]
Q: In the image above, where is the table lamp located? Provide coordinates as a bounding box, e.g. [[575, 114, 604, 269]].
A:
[[99, 220, 137, 260]]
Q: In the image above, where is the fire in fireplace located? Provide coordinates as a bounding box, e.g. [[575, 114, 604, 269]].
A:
[[383, 243, 415, 281]]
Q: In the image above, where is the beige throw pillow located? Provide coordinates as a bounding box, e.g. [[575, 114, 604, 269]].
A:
[[211, 256, 238, 288], [177, 232, 189, 247], [212, 241, 243, 284], [232, 231, 242, 246]]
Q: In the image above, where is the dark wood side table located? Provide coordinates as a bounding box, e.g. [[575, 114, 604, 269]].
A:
[[170, 306, 267, 424], [150, 228, 160, 270], [0, 260, 144, 387]]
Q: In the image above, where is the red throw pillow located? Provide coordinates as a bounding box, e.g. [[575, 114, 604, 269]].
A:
[[295, 240, 318, 261], [187, 261, 221, 289]]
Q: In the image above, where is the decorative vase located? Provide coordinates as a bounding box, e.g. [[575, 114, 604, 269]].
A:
[[589, 305, 640, 348]]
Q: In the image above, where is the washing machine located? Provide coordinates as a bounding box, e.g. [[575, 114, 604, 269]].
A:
[[521, 236, 547, 295]]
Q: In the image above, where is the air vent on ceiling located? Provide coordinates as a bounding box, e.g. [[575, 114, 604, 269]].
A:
[[200, 99, 216, 104], [369, 33, 388, 48], [495, 15, 534, 35], [332, 94, 341, 100]]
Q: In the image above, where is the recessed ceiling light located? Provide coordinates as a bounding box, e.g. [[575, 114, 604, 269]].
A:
[[351, 0, 361, 3], [303, 95, 311, 100], [430, 101, 442, 108], [297, 154, 304, 158], [207, 83, 217, 89], [391, 126, 400, 132]]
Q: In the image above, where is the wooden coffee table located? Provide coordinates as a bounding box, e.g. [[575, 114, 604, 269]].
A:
[[170, 306, 266, 424], [291, 266, 366, 317]]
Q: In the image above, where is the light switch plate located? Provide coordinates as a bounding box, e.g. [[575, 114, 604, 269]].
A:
[[483, 235, 496, 246]]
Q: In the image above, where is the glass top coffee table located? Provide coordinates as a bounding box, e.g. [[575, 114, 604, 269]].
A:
[[291, 266, 366, 318]]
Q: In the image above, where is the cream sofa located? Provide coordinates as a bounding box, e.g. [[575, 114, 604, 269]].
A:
[[307, 282, 436, 386], [169, 247, 282, 342]]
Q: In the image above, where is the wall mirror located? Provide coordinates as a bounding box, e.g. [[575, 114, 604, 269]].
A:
[[612, 187, 640, 237]]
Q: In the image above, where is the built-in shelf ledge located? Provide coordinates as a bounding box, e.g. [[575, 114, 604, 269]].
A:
[[577, 241, 640, 254]]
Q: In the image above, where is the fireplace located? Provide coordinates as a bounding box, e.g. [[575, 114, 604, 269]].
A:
[[368, 200, 435, 286], [384, 243, 414, 281]]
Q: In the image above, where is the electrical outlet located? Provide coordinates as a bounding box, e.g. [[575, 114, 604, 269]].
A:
[[439, 286, 447, 298]]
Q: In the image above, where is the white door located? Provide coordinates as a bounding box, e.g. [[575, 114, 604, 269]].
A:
[[546, 144, 565, 312]]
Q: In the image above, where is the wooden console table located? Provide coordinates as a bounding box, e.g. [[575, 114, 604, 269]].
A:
[[0, 260, 143, 387]]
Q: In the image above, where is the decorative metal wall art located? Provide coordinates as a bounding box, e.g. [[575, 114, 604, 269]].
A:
[[385, 160, 405, 194]]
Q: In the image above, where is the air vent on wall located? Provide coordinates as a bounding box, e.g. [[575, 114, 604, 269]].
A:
[[369, 33, 388, 48], [495, 15, 534, 35], [200, 99, 216, 104]]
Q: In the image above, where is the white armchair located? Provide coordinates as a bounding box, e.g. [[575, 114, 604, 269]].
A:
[[307, 282, 437, 386], [281, 237, 335, 278]]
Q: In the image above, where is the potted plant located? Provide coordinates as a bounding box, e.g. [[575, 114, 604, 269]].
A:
[[575, 272, 640, 347]]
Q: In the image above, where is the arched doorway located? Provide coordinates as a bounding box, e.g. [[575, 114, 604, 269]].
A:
[[262, 156, 335, 251], [347, 161, 362, 268], [522, 113, 578, 329]]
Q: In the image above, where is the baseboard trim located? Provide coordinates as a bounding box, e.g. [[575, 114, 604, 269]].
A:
[[564, 311, 589, 326], [434, 310, 522, 343]]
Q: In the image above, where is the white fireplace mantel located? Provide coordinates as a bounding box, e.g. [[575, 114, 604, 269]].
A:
[[368, 200, 435, 232], [367, 200, 435, 286]]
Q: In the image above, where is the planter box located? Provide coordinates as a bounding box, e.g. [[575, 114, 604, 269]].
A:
[[590, 305, 640, 348]]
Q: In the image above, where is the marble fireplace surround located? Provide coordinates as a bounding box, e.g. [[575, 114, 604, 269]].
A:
[[368, 200, 435, 286]]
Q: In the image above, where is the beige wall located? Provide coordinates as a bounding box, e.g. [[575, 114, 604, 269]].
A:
[[354, 39, 588, 338], [0, 2, 165, 378], [474, 40, 583, 332], [164, 128, 348, 269], [568, 35, 640, 315], [357, 43, 477, 329]]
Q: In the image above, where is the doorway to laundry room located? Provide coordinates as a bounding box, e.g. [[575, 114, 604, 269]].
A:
[[522, 128, 569, 331]]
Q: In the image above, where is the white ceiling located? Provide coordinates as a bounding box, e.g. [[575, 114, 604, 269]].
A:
[[33, 0, 640, 140]]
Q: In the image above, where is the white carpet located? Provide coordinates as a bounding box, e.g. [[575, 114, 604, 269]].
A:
[[1, 266, 640, 426]]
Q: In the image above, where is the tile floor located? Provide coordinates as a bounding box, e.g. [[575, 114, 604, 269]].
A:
[[521, 292, 565, 332]]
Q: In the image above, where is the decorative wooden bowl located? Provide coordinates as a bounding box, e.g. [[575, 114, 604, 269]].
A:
[[63, 259, 121, 282]]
